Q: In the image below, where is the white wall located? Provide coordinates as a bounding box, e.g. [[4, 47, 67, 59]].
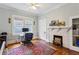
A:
[[38, 3, 79, 52], [0, 7, 38, 41]]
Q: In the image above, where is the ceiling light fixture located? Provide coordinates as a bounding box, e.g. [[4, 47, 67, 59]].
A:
[[31, 3, 40, 10], [32, 6, 37, 10]]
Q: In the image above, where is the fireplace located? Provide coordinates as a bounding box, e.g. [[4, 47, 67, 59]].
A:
[[53, 35, 63, 47]]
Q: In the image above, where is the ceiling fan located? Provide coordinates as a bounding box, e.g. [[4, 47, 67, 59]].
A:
[[31, 3, 40, 10]]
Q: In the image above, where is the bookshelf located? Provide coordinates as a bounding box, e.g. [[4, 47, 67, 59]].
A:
[[72, 18, 79, 47]]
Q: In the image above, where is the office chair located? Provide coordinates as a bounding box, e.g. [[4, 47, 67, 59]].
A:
[[22, 33, 33, 45]]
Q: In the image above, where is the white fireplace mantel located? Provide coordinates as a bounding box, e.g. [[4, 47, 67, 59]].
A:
[[48, 26, 72, 32], [47, 26, 68, 47]]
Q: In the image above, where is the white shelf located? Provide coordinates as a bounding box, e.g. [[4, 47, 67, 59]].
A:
[[48, 26, 71, 29], [48, 26, 72, 32]]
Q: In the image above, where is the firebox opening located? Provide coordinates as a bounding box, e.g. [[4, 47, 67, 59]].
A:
[[53, 35, 63, 47]]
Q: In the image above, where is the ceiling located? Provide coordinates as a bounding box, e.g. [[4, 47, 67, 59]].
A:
[[0, 3, 66, 15]]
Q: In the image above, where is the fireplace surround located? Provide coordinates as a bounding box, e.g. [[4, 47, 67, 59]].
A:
[[53, 35, 63, 47]]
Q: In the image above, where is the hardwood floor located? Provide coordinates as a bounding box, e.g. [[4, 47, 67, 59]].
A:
[[51, 44, 79, 55], [6, 41, 79, 55]]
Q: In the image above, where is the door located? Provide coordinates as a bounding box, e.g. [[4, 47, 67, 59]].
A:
[[38, 18, 47, 41]]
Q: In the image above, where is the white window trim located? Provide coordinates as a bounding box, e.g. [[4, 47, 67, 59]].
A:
[[11, 15, 34, 36]]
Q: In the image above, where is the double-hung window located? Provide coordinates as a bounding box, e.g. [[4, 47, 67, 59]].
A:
[[12, 15, 33, 35]]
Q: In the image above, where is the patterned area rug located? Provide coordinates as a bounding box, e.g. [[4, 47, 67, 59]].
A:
[[4, 40, 56, 55]]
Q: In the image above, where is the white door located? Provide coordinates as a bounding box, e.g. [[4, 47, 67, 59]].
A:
[[38, 18, 47, 41]]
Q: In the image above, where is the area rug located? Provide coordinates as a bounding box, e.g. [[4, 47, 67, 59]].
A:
[[4, 40, 56, 55]]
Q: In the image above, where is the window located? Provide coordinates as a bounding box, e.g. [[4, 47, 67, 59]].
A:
[[12, 15, 33, 35], [24, 19, 33, 33], [12, 19, 24, 35]]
